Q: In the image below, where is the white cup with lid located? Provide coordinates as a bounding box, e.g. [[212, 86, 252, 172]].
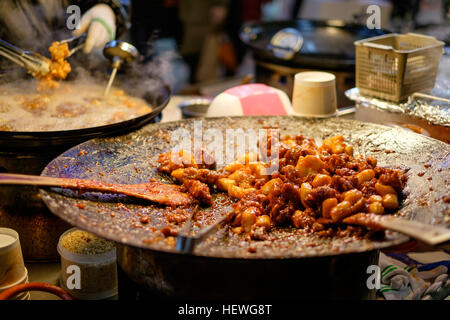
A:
[[292, 71, 337, 117], [0, 268, 29, 300], [0, 228, 26, 288]]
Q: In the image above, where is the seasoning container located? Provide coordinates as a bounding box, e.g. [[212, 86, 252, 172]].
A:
[[57, 228, 118, 300], [291, 71, 337, 117]]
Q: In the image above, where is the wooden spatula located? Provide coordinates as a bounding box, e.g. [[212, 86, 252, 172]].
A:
[[343, 213, 450, 247], [0, 173, 194, 206]]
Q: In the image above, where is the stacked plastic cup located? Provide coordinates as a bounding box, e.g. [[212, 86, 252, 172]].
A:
[[0, 228, 29, 300]]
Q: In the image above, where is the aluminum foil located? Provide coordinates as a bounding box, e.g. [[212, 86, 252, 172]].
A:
[[346, 55, 450, 127]]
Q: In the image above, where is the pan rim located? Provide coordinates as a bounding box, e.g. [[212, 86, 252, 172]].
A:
[[0, 81, 171, 147]]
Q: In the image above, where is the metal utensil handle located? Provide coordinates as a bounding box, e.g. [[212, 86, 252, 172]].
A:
[[0, 39, 27, 67], [175, 212, 231, 254], [195, 213, 231, 241], [0, 39, 26, 56], [0, 39, 50, 75], [63, 33, 87, 57], [60, 33, 86, 45], [380, 216, 450, 246], [411, 92, 450, 104], [68, 43, 83, 57], [175, 206, 197, 253]]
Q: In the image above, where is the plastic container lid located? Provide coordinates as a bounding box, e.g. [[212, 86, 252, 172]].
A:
[[57, 228, 116, 264], [57, 228, 118, 300]]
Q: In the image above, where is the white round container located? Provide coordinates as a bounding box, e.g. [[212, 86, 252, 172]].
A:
[[0, 228, 26, 288], [292, 71, 337, 117], [57, 228, 118, 300]]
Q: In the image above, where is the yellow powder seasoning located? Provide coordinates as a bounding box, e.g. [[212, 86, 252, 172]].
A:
[[58, 228, 117, 300]]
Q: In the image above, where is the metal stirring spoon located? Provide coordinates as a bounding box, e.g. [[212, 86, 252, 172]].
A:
[[102, 41, 139, 96]]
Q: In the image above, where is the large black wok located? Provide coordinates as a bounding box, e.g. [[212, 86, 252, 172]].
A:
[[39, 117, 450, 299], [0, 77, 170, 260], [240, 19, 387, 69], [240, 19, 388, 106]]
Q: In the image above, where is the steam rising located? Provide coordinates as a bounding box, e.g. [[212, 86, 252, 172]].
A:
[[0, 0, 69, 52], [0, 0, 177, 99]]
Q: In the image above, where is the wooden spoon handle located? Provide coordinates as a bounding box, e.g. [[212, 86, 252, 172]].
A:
[[0, 173, 71, 187], [0, 173, 123, 192], [0, 173, 193, 206]]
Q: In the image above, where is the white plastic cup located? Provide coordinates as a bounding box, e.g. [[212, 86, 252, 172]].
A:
[[0, 267, 29, 300], [292, 71, 337, 117], [0, 228, 26, 288]]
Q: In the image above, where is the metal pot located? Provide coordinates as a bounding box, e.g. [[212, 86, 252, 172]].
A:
[[0, 147, 71, 261], [0, 80, 171, 261], [240, 19, 388, 107]]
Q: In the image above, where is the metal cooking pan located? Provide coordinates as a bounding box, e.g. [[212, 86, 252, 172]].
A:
[[0, 79, 171, 149], [240, 19, 388, 70], [0, 77, 170, 260], [240, 19, 389, 107], [39, 117, 450, 299]]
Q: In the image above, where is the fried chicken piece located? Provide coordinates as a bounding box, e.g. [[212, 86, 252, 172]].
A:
[[157, 150, 196, 173], [182, 179, 213, 206], [171, 167, 219, 185], [36, 42, 71, 91]]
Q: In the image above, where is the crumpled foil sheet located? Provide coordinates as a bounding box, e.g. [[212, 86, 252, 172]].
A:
[[346, 55, 450, 127]]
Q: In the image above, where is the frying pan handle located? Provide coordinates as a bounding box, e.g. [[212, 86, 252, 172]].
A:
[[0, 282, 73, 300]]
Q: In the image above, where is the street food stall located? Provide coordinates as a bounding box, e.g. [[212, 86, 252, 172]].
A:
[[0, 0, 449, 309]]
